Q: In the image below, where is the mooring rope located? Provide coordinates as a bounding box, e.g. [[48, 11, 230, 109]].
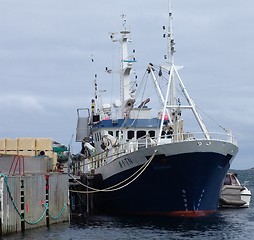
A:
[[46, 203, 67, 221], [0, 174, 66, 225], [69, 150, 157, 194]]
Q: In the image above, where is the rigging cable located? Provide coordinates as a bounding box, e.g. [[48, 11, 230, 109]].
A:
[[196, 105, 227, 132]]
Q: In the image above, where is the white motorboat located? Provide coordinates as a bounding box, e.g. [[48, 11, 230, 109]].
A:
[[220, 172, 251, 208]]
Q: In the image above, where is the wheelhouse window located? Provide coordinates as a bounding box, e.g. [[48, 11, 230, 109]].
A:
[[127, 130, 135, 140], [108, 131, 113, 136], [148, 130, 155, 138], [94, 133, 98, 142], [137, 130, 146, 139]]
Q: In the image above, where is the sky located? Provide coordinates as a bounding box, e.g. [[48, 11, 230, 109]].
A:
[[0, 0, 253, 169]]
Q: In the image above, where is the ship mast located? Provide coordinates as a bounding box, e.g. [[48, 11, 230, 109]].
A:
[[158, 0, 211, 141], [166, 1, 177, 108], [111, 15, 136, 118], [167, 0, 175, 66]]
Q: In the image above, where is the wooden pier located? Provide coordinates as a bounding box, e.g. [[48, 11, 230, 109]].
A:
[[0, 138, 69, 236], [0, 173, 69, 236]]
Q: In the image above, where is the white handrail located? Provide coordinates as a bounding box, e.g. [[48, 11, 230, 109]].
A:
[[84, 130, 237, 171]]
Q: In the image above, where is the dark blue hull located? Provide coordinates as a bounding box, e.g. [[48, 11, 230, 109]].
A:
[[98, 152, 232, 215]]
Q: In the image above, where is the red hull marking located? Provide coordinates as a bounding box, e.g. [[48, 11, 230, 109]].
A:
[[167, 210, 216, 217], [131, 210, 216, 217]]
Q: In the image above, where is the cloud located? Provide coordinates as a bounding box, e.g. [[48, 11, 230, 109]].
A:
[[0, 0, 253, 169], [0, 94, 45, 113]]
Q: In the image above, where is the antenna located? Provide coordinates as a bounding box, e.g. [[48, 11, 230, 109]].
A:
[[93, 74, 98, 114], [163, 0, 176, 65], [121, 14, 127, 30]]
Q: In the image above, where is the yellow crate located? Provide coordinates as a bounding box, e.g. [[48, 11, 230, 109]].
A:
[[5, 138, 18, 151], [5, 150, 18, 155], [18, 150, 36, 157], [36, 138, 52, 151], [18, 138, 36, 151], [0, 139, 6, 151]]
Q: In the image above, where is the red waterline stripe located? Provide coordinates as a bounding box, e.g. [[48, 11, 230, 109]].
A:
[[129, 210, 216, 217], [167, 210, 216, 217]]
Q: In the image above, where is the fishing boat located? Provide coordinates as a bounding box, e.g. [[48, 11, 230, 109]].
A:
[[73, 0, 238, 216]]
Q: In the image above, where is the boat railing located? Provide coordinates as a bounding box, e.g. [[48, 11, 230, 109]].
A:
[[181, 131, 237, 145], [86, 135, 154, 170], [138, 131, 237, 147], [87, 149, 126, 170], [86, 130, 237, 171], [129, 130, 237, 150]]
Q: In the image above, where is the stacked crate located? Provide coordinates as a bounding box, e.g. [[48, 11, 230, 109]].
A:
[[5, 139, 18, 155], [0, 139, 5, 154], [18, 138, 36, 156], [35, 138, 53, 157], [0, 138, 58, 168], [0, 138, 53, 157]]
